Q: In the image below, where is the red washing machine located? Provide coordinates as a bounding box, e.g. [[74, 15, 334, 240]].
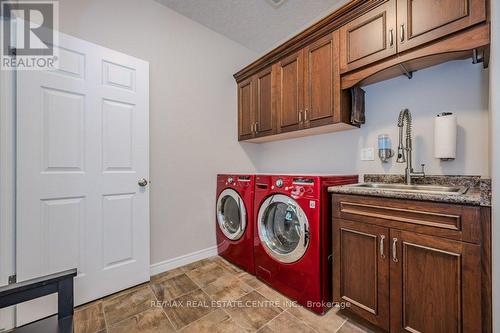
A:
[[216, 174, 255, 274], [254, 174, 358, 314]]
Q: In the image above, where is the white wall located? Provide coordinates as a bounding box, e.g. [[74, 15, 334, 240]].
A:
[[57, 0, 259, 265], [490, 0, 499, 331], [255, 60, 490, 178]]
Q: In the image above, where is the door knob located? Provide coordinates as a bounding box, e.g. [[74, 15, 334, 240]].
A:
[[138, 178, 149, 187]]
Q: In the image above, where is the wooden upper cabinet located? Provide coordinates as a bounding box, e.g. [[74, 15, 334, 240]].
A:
[[237, 66, 276, 141], [236, 0, 490, 141], [254, 67, 275, 138], [334, 219, 390, 331], [390, 229, 482, 333], [339, 0, 487, 74], [339, 0, 397, 73], [276, 51, 304, 133], [304, 34, 337, 129], [238, 77, 254, 141], [397, 0, 486, 52]]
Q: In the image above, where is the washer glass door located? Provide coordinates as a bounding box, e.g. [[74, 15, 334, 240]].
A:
[[217, 189, 246, 240], [258, 194, 309, 263]]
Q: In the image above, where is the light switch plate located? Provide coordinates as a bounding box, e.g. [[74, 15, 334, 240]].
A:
[[361, 148, 375, 161]]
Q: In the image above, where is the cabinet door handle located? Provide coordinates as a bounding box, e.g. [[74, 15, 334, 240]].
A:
[[255, 122, 259, 134], [304, 109, 308, 121], [298, 111, 303, 123], [392, 238, 399, 262], [380, 235, 386, 258], [400, 24, 405, 43], [389, 29, 394, 47]]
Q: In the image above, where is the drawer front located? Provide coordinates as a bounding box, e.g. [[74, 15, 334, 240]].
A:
[[332, 194, 481, 244]]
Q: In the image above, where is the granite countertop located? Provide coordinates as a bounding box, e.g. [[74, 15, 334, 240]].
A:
[[328, 174, 491, 207]]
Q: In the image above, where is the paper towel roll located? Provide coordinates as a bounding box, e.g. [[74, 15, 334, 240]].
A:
[[434, 112, 457, 160]]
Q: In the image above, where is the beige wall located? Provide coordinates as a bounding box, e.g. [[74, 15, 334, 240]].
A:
[[58, 0, 259, 264]]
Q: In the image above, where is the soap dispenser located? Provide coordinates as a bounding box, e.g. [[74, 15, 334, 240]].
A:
[[378, 134, 394, 163]]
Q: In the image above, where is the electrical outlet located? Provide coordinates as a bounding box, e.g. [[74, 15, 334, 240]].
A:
[[361, 148, 375, 161]]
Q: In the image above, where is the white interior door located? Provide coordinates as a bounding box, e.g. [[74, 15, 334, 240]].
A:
[[16, 33, 150, 325]]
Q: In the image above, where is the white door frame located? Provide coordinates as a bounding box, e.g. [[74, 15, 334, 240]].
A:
[[490, 0, 499, 331], [0, 59, 16, 331]]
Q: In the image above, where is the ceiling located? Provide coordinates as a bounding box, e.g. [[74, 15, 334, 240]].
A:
[[155, 0, 344, 53]]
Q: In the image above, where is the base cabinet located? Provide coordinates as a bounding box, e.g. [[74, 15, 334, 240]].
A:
[[334, 220, 390, 331], [333, 195, 487, 333], [390, 230, 481, 333]]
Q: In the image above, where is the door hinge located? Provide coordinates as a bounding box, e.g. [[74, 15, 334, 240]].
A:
[[8, 274, 16, 284]]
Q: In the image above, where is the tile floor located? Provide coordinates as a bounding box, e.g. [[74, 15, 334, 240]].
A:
[[74, 256, 375, 333]]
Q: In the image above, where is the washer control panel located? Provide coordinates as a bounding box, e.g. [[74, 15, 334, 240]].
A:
[[267, 176, 317, 198]]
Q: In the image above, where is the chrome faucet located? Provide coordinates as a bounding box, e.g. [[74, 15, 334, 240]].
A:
[[396, 108, 425, 185]]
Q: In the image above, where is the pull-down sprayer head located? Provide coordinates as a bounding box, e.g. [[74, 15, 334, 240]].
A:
[[396, 108, 411, 163]]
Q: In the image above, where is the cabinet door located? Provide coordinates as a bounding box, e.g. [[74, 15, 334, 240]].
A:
[[397, 0, 486, 52], [304, 33, 337, 129], [334, 219, 390, 331], [276, 51, 304, 133], [339, 0, 397, 73], [238, 77, 255, 141], [390, 229, 482, 333], [254, 67, 276, 138]]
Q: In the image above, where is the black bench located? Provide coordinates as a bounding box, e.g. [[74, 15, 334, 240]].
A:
[[0, 268, 77, 333]]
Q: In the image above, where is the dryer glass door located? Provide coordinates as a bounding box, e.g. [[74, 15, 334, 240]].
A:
[[258, 194, 310, 263], [217, 189, 246, 240]]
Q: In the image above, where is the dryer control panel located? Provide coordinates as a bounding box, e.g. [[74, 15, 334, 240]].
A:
[[219, 174, 254, 192], [267, 176, 318, 199]]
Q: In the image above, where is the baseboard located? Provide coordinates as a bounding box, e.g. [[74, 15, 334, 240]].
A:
[[0, 307, 15, 332], [150, 246, 218, 277]]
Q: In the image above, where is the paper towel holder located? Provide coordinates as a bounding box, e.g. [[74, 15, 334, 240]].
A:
[[435, 112, 456, 161]]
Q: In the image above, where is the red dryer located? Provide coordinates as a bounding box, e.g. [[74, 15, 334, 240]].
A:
[[253, 174, 358, 314], [216, 174, 255, 274]]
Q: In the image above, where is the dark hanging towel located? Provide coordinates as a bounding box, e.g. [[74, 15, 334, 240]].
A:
[[350, 86, 366, 126]]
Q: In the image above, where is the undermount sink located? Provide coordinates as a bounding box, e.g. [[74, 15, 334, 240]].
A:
[[348, 183, 469, 195]]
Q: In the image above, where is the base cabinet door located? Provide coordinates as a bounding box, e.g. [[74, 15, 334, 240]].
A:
[[390, 229, 482, 333], [397, 0, 486, 52], [334, 219, 390, 331]]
